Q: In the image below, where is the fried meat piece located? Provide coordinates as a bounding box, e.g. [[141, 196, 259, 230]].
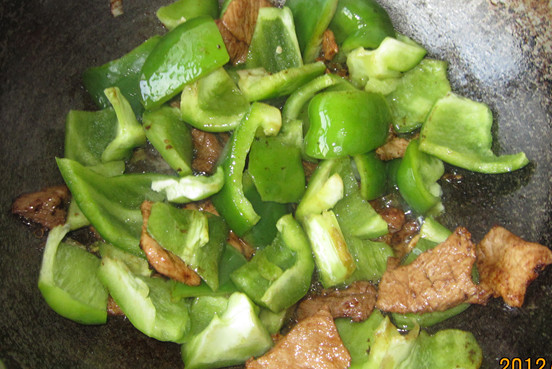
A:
[[227, 230, 255, 260], [139, 201, 201, 286], [320, 29, 339, 61], [246, 307, 351, 369], [375, 129, 414, 161], [215, 19, 249, 65], [191, 128, 224, 175], [12, 185, 70, 230], [107, 296, 125, 316], [476, 226, 552, 307], [296, 281, 377, 322], [374, 206, 420, 259], [376, 227, 481, 314]]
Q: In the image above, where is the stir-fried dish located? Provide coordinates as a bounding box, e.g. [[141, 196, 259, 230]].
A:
[[11, 0, 552, 368]]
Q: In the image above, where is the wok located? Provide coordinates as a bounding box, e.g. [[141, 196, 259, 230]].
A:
[[0, 0, 550, 368]]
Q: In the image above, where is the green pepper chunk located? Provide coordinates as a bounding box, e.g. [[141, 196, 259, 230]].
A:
[[353, 152, 387, 201], [248, 136, 305, 204], [82, 36, 161, 117], [143, 106, 193, 176], [180, 67, 250, 132], [304, 90, 390, 159], [345, 237, 394, 283], [286, 0, 338, 63], [38, 225, 108, 325], [329, 0, 395, 52], [419, 92, 529, 173], [56, 158, 168, 257], [151, 167, 225, 203], [396, 139, 444, 215], [156, 0, 218, 31], [211, 102, 281, 236], [140, 16, 229, 110], [246, 7, 303, 73]]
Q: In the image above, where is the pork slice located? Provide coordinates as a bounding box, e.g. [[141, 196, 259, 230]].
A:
[[476, 226, 552, 307], [12, 185, 70, 230], [191, 128, 224, 175], [296, 281, 377, 322], [222, 0, 272, 44], [215, 19, 249, 65], [375, 129, 415, 161], [246, 307, 351, 369], [139, 201, 201, 285], [320, 29, 339, 61], [376, 227, 481, 314]]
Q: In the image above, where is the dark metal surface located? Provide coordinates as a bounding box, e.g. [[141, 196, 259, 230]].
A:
[[0, 0, 550, 368]]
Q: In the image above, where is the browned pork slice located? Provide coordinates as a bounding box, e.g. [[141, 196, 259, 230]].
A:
[[139, 201, 201, 285], [477, 226, 552, 307], [373, 206, 419, 259], [376, 227, 482, 314], [191, 128, 225, 175], [320, 29, 338, 61], [296, 281, 377, 322], [375, 133, 412, 161], [12, 185, 70, 230], [246, 307, 351, 369], [215, 19, 250, 65]]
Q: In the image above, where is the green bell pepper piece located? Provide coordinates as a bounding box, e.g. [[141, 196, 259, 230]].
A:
[[98, 242, 151, 277], [259, 307, 287, 335], [143, 106, 193, 176], [147, 202, 228, 291], [246, 7, 303, 73], [101, 87, 147, 162], [353, 151, 387, 201], [237, 62, 326, 101], [286, 0, 338, 63], [211, 102, 281, 236], [156, 0, 218, 31], [38, 224, 108, 325], [182, 292, 273, 369], [345, 236, 394, 283], [82, 36, 161, 117], [98, 255, 190, 342], [172, 243, 246, 299], [151, 167, 225, 203], [231, 214, 314, 312], [388, 58, 451, 133], [186, 295, 230, 340], [139, 16, 229, 110], [329, 0, 395, 52], [396, 139, 444, 215], [248, 135, 305, 203], [402, 216, 451, 265], [304, 90, 390, 159], [392, 303, 471, 331], [419, 92, 529, 173], [56, 158, 167, 257], [180, 67, 250, 132]]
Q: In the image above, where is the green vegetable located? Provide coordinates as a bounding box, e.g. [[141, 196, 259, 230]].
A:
[[187, 295, 229, 339], [237, 62, 326, 101], [151, 167, 225, 203], [143, 106, 193, 176], [156, 0, 218, 30], [345, 237, 394, 283], [419, 92, 529, 173], [396, 139, 444, 215], [329, 0, 396, 52], [353, 152, 387, 201], [82, 36, 161, 117], [182, 292, 273, 369], [286, 0, 338, 63], [392, 303, 470, 331], [38, 224, 108, 325], [304, 90, 390, 159], [140, 16, 229, 109], [231, 214, 314, 312], [180, 67, 250, 132], [101, 87, 147, 162], [246, 7, 303, 73], [211, 102, 281, 236]]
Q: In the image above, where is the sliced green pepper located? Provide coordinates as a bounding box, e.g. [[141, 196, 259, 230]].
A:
[[353, 151, 387, 201], [237, 62, 326, 102], [345, 236, 394, 283], [151, 167, 225, 203], [419, 92, 529, 173], [304, 90, 390, 159], [156, 0, 218, 31], [246, 7, 303, 73], [286, 0, 338, 63], [329, 0, 395, 52], [211, 102, 281, 236], [140, 16, 229, 110], [231, 214, 314, 312], [82, 36, 161, 117], [396, 139, 444, 215]]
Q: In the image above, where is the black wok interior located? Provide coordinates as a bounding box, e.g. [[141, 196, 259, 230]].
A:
[[1, 0, 550, 367]]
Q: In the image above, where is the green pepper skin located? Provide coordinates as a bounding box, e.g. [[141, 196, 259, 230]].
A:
[[82, 36, 161, 117], [211, 102, 281, 236], [353, 152, 387, 201], [156, 0, 219, 31], [304, 90, 390, 159], [329, 0, 395, 52], [396, 139, 444, 215], [286, 0, 338, 63], [140, 16, 229, 110]]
